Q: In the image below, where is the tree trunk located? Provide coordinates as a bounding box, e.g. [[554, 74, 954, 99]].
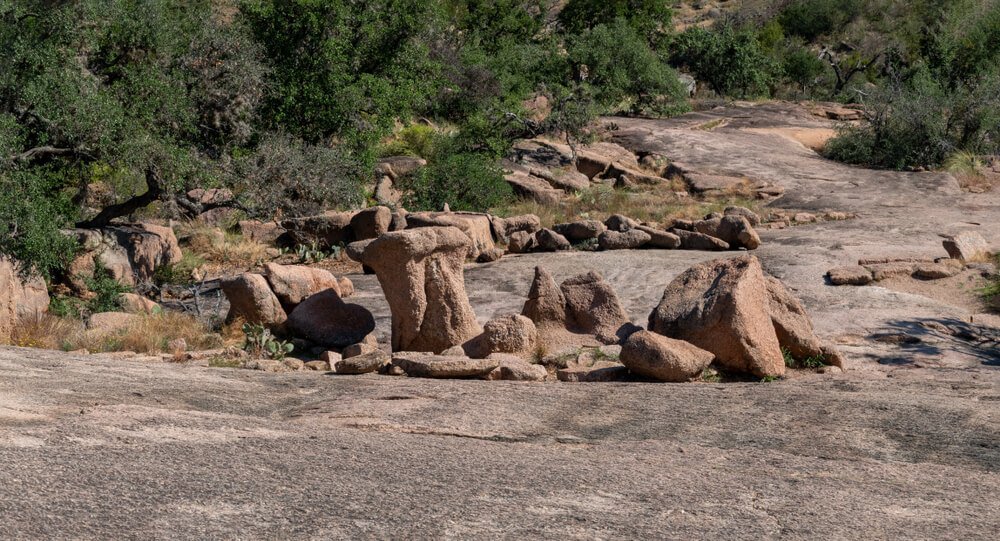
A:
[[76, 167, 163, 229]]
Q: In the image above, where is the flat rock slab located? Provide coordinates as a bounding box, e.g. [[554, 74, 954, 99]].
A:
[[392, 352, 499, 378], [556, 362, 630, 382], [2, 347, 999, 538]]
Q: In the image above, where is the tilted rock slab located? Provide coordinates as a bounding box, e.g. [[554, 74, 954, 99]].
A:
[[560, 271, 633, 345], [264, 263, 342, 311], [221, 273, 287, 328], [362, 226, 482, 353], [942, 231, 991, 263], [648, 255, 784, 377]]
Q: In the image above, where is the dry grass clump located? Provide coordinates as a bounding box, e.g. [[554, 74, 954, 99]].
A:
[[495, 182, 760, 228], [945, 152, 999, 193], [180, 222, 270, 264], [96, 311, 223, 354], [5, 314, 85, 350], [7, 311, 222, 354]]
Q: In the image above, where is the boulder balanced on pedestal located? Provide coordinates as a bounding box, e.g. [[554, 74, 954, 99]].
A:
[[362, 226, 482, 353]]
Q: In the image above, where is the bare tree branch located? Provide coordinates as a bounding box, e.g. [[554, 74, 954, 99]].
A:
[[76, 167, 164, 229]]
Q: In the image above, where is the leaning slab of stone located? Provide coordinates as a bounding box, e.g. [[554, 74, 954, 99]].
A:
[[560, 271, 633, 345], [649, 255, 836, 378], [764, 276, 838, 366], [392, 352, 499, 379], [264, 263, 342, 311], [620, 330, 714, 382], [221, 273, 287, 328], [942, 231, 992, 263], [503, 167, 563, 205], [362, 226, 482, 353], [65, 223, 182, 290]]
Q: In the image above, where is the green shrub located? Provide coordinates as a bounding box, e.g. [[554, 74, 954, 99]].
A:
[[378, 124, 438, 159], [83, 264, 132, 314], [782, 47, 826, 93], [567, 19, 689, 115], [235, 134, 366, 218], [0, 170, 78, 279], [670, 25, 776, 98], [779, 0, 861, 41], [400, 147, 513, 212], [825, 69, 1000, 169], [559, 0, 673, 45]]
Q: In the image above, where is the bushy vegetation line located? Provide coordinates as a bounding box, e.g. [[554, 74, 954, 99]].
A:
[[2, 0, 999, 278]]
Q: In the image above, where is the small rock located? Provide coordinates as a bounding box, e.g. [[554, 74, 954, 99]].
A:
[[724, 206, 761, 226], [914, 262, 961, 280], [866, 262, 917, 281], [304, 360, 331, 371], [465, 314, 538, 359], [342, 341, 377, 359], [335, 350, 391, 375], [507, 231, 536, 253], [476, 247, 504, 263], [598, 229, 651, 250], [552, 220, 606, 242], [826, 266, 874, 286], [319, 350, 343, 364], [620, 331, 714, 382], [484, 354, 548, 381], [283, 358, 305, 371], [120, 293, 160, 315], [535, 229, 572, 251], [167, 338, 187, 354], [793, 213, 816, 223], [556, 362, 629, 382], [672, 229, 730, 251], [604, 214, 638, 232], [391, 353, 499, 378], [246, 359, 289, 372], [942, 231, 992, 263], [635, 226, 680, 249]]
